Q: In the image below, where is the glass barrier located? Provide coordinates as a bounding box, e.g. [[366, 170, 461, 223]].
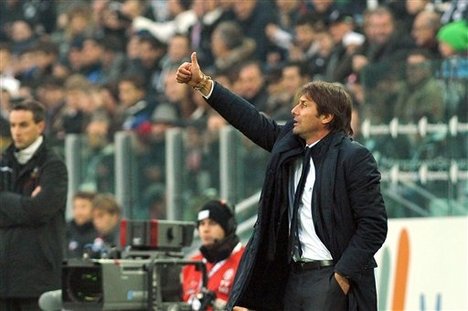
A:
[[359, 57, 467, 218]]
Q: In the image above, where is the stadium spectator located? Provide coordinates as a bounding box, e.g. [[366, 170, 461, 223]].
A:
[[265, 0, 302, 49], [288, 13, 323, 63], [62, 74, 94, 135], [397, 0, 434, 32], [436, 19, 468, 58], [79, 116, 115, 193], [188, 0, 234, 68], [8, 19, 38, 56], [35, 77, 67, 147], [14, 47, 37, 87], [92, 0, 129, 52], [118, 74, 156, 131], [18, 40, 60, 89], [231, 0, 277, 63], [306, 28, 334, 80], [281, 61, 312, 98], [411, 10, 442, 57], [436, 20, 468, 121], [324, 11, 365, 83], [352, 6, 415, 74], [182, 200, 245, 310], [157, 33, 192, 92], [66, 191, 98, 259], [161, 67, 197, 121], [209, 21, 256, 75], [100, 37, 127, 86], [91, 193, 121, 254], [304, 0, 341, 26], [51, 5, 94, 60], [236, 61, 270, 112], [90, 83, 123, 136], [394, 49, 445, 123], [126, 32, 166, 95], [266, 60, 311, 121], [0, 0, 57, 38], [75, 35, 106, 83]]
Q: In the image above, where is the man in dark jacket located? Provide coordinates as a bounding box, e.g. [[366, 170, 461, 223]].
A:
[[66, 191, 97, 259], [176, 53, 388, 311], [0, 100, 68, 310]]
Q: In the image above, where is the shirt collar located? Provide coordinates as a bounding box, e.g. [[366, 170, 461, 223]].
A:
[[14, 135, 43, 164]]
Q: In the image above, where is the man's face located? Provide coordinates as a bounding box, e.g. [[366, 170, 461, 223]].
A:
[[9, 109, 44, 150], [198, 218, 226, 246], [329, 22, 351, 44], [233, 0, 256, 21], [412, 14, 434, 47], [86, 119, 109, 148], [238, 64, 264, 99], [294, 24, 315, 50], [138, 42, 161, 68], [73, 198, 94, 226], [291, 94, 331, 144], [365, 13, 394, 45], [81, 40, 103, 66], [38, 86, 65, 107], [164, 69, 188, 103], [93, 209, 118, 235], [168, 36, 190, 62], [282, 66, 306, 97], [118, 81, 144, 107]]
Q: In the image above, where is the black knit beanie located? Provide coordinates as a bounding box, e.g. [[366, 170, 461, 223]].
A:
[[197, 200, 235, 235]]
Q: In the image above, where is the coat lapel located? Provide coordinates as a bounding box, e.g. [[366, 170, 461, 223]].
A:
[[312, 132, 345, 252]]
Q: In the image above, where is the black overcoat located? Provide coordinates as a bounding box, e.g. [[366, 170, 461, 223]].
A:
[[0, 138, 68, 298], [205, 83, 388, 310]]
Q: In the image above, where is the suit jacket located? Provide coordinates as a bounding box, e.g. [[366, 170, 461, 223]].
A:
[[0, 138, 68, 298], [205, 82, 388, 310]]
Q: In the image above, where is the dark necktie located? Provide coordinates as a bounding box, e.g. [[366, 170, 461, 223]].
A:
[[290, 147, 313, 261]]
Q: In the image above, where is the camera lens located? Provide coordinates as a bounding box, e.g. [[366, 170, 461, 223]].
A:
[[65, 267, 103, 303]]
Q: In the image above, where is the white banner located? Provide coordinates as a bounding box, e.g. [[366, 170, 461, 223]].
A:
[[375, 216, 468, 310]]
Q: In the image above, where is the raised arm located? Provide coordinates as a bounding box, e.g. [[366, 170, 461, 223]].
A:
[[176, 52, 284, 152]]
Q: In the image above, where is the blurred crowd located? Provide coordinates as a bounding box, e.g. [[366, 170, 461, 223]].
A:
[[66, 190, 121, 259], [0, 0, 467, 219]]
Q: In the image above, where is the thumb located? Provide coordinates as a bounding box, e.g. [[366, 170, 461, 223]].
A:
[[191, 51, 200, 69]]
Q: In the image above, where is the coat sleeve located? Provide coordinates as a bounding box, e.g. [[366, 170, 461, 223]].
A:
[[0, 158, 68, 227], [334, 146, 388, 280], [206, 82, 283, 152]]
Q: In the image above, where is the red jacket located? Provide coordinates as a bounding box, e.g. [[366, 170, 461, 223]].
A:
[[182, 243, 245, 307]]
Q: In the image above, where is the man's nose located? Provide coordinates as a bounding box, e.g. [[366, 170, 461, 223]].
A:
[[291, 105, 298, 115]]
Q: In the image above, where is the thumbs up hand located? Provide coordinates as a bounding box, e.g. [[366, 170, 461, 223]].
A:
[[176, 52, 204, 88]]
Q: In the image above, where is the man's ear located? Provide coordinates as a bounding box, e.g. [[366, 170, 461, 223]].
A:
[[38, 121, 46, 133], [320, 114, 334, 125]]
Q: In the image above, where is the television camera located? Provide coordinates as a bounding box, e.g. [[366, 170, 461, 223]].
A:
[[59, 219, 212, 311]]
